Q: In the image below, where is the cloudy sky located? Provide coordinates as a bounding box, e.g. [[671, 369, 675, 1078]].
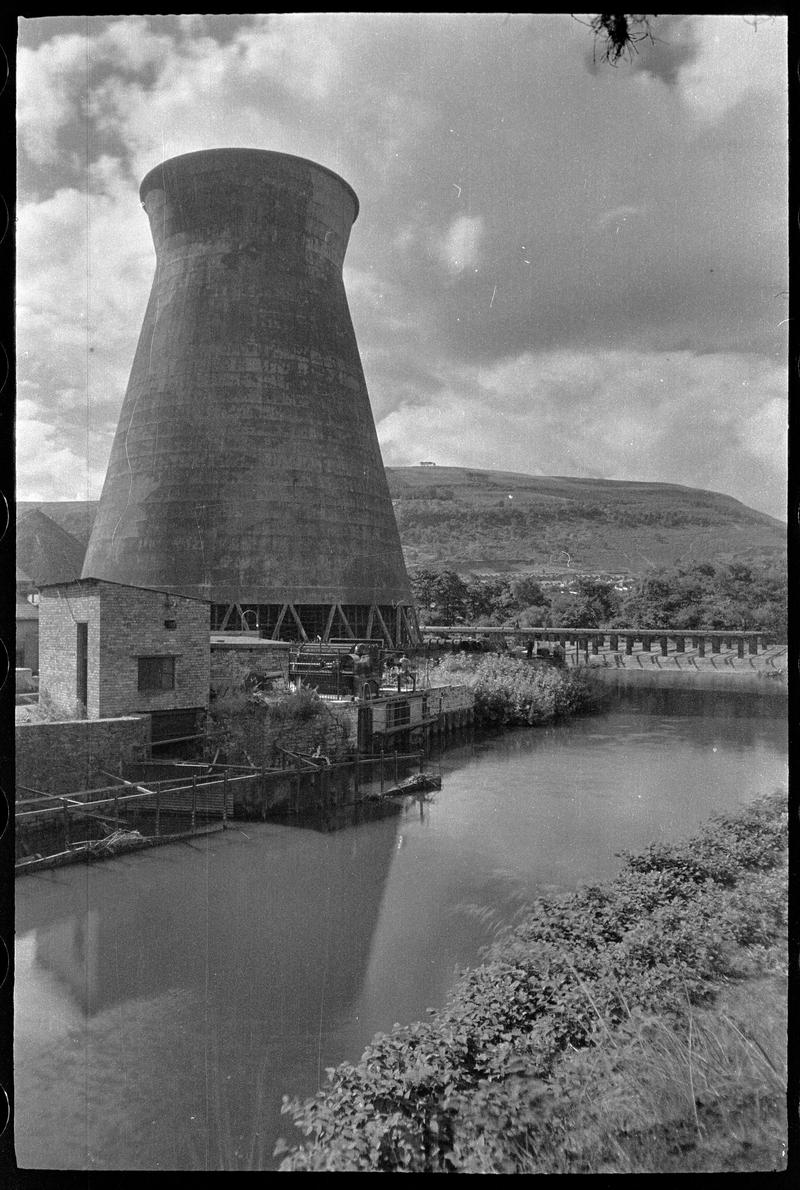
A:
[[16, 14, 787, 518]]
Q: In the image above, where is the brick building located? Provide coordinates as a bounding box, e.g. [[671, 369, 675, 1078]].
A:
[[38, 579, 210, 740]]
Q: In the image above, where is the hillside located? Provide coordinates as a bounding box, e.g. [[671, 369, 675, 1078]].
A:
[[16, 501, 97, 548], [18, 469, 785, 581], [386, 467, 786, 576]]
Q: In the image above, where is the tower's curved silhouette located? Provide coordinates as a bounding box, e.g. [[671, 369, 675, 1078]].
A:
[[82, 149, 417, 644]]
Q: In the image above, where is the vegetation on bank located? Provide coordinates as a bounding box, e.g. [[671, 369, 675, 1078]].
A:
[[411, 559, 787, 640], [206, 648, 595, 763], [207, 655, 350, 764], [277, 791, 787, 1173], [433, 652, 595, 727]]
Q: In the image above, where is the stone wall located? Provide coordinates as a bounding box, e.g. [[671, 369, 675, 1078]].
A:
[[210, 640, 291, 688], [210, 698, 355, 766], [319, 700, 361, 747], [247, 709, 354, 763], [15, 715, 151, 795], [588, 666, 788, 698], [427, 683, 476, 716]]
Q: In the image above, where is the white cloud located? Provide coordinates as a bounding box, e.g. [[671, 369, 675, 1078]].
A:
[[237, 14, 344, 101], [15, 14, 788, 526], [677, 15, 787, 123], [16, 161, 153, 500], [435, 215, 484, 274], [16, 398, 107, 501], [17, 36, 88, 166], [377, 349, 787, 519]]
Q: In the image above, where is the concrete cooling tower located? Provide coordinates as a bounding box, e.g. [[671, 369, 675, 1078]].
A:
[[82, 149, 418, 645]]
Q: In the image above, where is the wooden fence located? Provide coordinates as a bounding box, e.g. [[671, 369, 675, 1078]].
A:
[[15, 771, 235, 874], [16, 749, 427, 872], [123, 748, 426, 817]]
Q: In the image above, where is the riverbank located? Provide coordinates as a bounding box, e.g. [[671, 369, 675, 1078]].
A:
[[586, 661, 787, 701], [278, 790, 787, 1173]]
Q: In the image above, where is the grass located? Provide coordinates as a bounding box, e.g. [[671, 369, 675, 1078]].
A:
[[461, 971, 787, 1175], [278, 791, 788, 1173]]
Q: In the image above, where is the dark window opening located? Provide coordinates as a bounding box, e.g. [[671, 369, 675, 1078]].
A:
[[386, 699, 411, 728], [138, 655, 176, 692], [76, 622, 88, 708]]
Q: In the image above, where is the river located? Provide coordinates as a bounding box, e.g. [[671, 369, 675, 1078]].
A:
[[14, 697, 787, 1171]]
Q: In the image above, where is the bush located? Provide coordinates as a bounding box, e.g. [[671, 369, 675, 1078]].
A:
[[261, 683, 324, 722], [277, 792, 787, 1173], [207, 669, 348, 766], [434, 653, 593, 727]]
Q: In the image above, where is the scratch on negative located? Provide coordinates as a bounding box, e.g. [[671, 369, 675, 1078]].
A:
[[490, 284, 497, 309]]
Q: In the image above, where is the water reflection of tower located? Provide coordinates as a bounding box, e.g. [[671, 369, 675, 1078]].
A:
[[20, 820, 400, 1021]]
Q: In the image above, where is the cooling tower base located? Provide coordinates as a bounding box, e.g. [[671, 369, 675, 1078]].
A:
[[211, 601, 420, 646]]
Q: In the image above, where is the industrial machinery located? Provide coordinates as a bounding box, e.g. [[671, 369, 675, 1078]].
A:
[[289, 641, 385, 700]]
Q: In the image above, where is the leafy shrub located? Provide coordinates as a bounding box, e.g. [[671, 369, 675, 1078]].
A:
[[209, 652, 258, 702], [446, 979, 787, 1174], [208, 666, 347, 765], [434, 652, 593, 727], [278, 792, 787, 1172], [264, 682, 324, 722]]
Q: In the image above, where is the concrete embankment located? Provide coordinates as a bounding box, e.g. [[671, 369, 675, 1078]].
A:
[[588, 664, 787, 699], [563, 641, 787, 711]]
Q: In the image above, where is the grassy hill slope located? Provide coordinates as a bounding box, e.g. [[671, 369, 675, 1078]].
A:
[[16, 501, 98, 548], [386, 466, 785, 575], [18, 468, 785, 580]]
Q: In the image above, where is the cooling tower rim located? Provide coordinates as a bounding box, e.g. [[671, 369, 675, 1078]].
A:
[[139, 148, 360, 221]]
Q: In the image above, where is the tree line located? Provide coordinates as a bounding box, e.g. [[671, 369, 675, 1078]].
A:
[[410, 560, 787, 639]]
